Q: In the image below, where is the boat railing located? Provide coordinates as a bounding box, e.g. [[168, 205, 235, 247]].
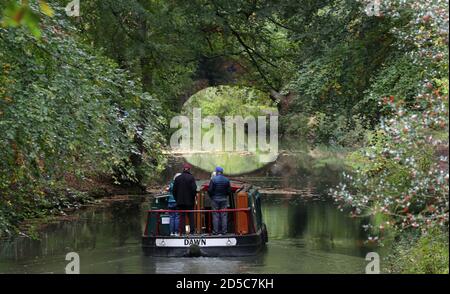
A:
[[144, 208, 256, 237]]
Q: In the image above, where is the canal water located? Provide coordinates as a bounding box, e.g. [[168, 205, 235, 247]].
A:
[[0, 149, 372, 274]]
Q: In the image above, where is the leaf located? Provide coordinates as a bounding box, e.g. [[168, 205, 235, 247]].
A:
[[0, 1, 22, 27], [22, 9, 41, 38], [0, 2, 42, 38], [39, 0, 55, 17]]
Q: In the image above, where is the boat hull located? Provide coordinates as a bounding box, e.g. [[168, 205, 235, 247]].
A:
[[142, 232, 266, 257]]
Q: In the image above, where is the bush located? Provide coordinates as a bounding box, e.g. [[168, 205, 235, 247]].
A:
[[0, 5, 166, 237], [385, 228, 449, 274], [282, 111, 369, 147], [281, 113, 311, 139]]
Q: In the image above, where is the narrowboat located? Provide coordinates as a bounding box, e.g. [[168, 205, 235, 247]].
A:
[[142, 179, 268, 257]]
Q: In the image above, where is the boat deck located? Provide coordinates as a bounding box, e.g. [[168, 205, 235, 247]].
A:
[[142, 179, 267, 256]]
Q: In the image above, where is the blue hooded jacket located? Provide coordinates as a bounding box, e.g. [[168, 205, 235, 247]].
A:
[[208, 174, 231, 200]]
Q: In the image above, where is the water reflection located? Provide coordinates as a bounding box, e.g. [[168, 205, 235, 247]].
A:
[[0, 192, 369, 274], [263, 195, 367, 255]]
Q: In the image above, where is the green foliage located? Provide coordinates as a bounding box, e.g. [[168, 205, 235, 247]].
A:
[[357, 54, 427, 118], [245, 1, 398, 145], [385, 228, 449, 274], [67, 0, 199, 113], [0, 4, 166, 237], [280, 113, 311, 140], [183, 85, 276, 119], [1, 0, 54, 38], [53, 0, 300, 114], [283, 112, 369, 147], [330, 2, 449, 271]]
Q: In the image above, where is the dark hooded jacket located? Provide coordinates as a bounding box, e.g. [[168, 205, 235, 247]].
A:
[[172, 171, 197, 206]]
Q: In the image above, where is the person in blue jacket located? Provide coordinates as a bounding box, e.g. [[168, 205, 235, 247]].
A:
[[168, 173, 181, 236], [208, 166, 231, 235]]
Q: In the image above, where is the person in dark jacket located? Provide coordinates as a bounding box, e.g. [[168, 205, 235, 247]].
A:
[[208, 166, 231, 235], [173, 163, 197, 235]]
